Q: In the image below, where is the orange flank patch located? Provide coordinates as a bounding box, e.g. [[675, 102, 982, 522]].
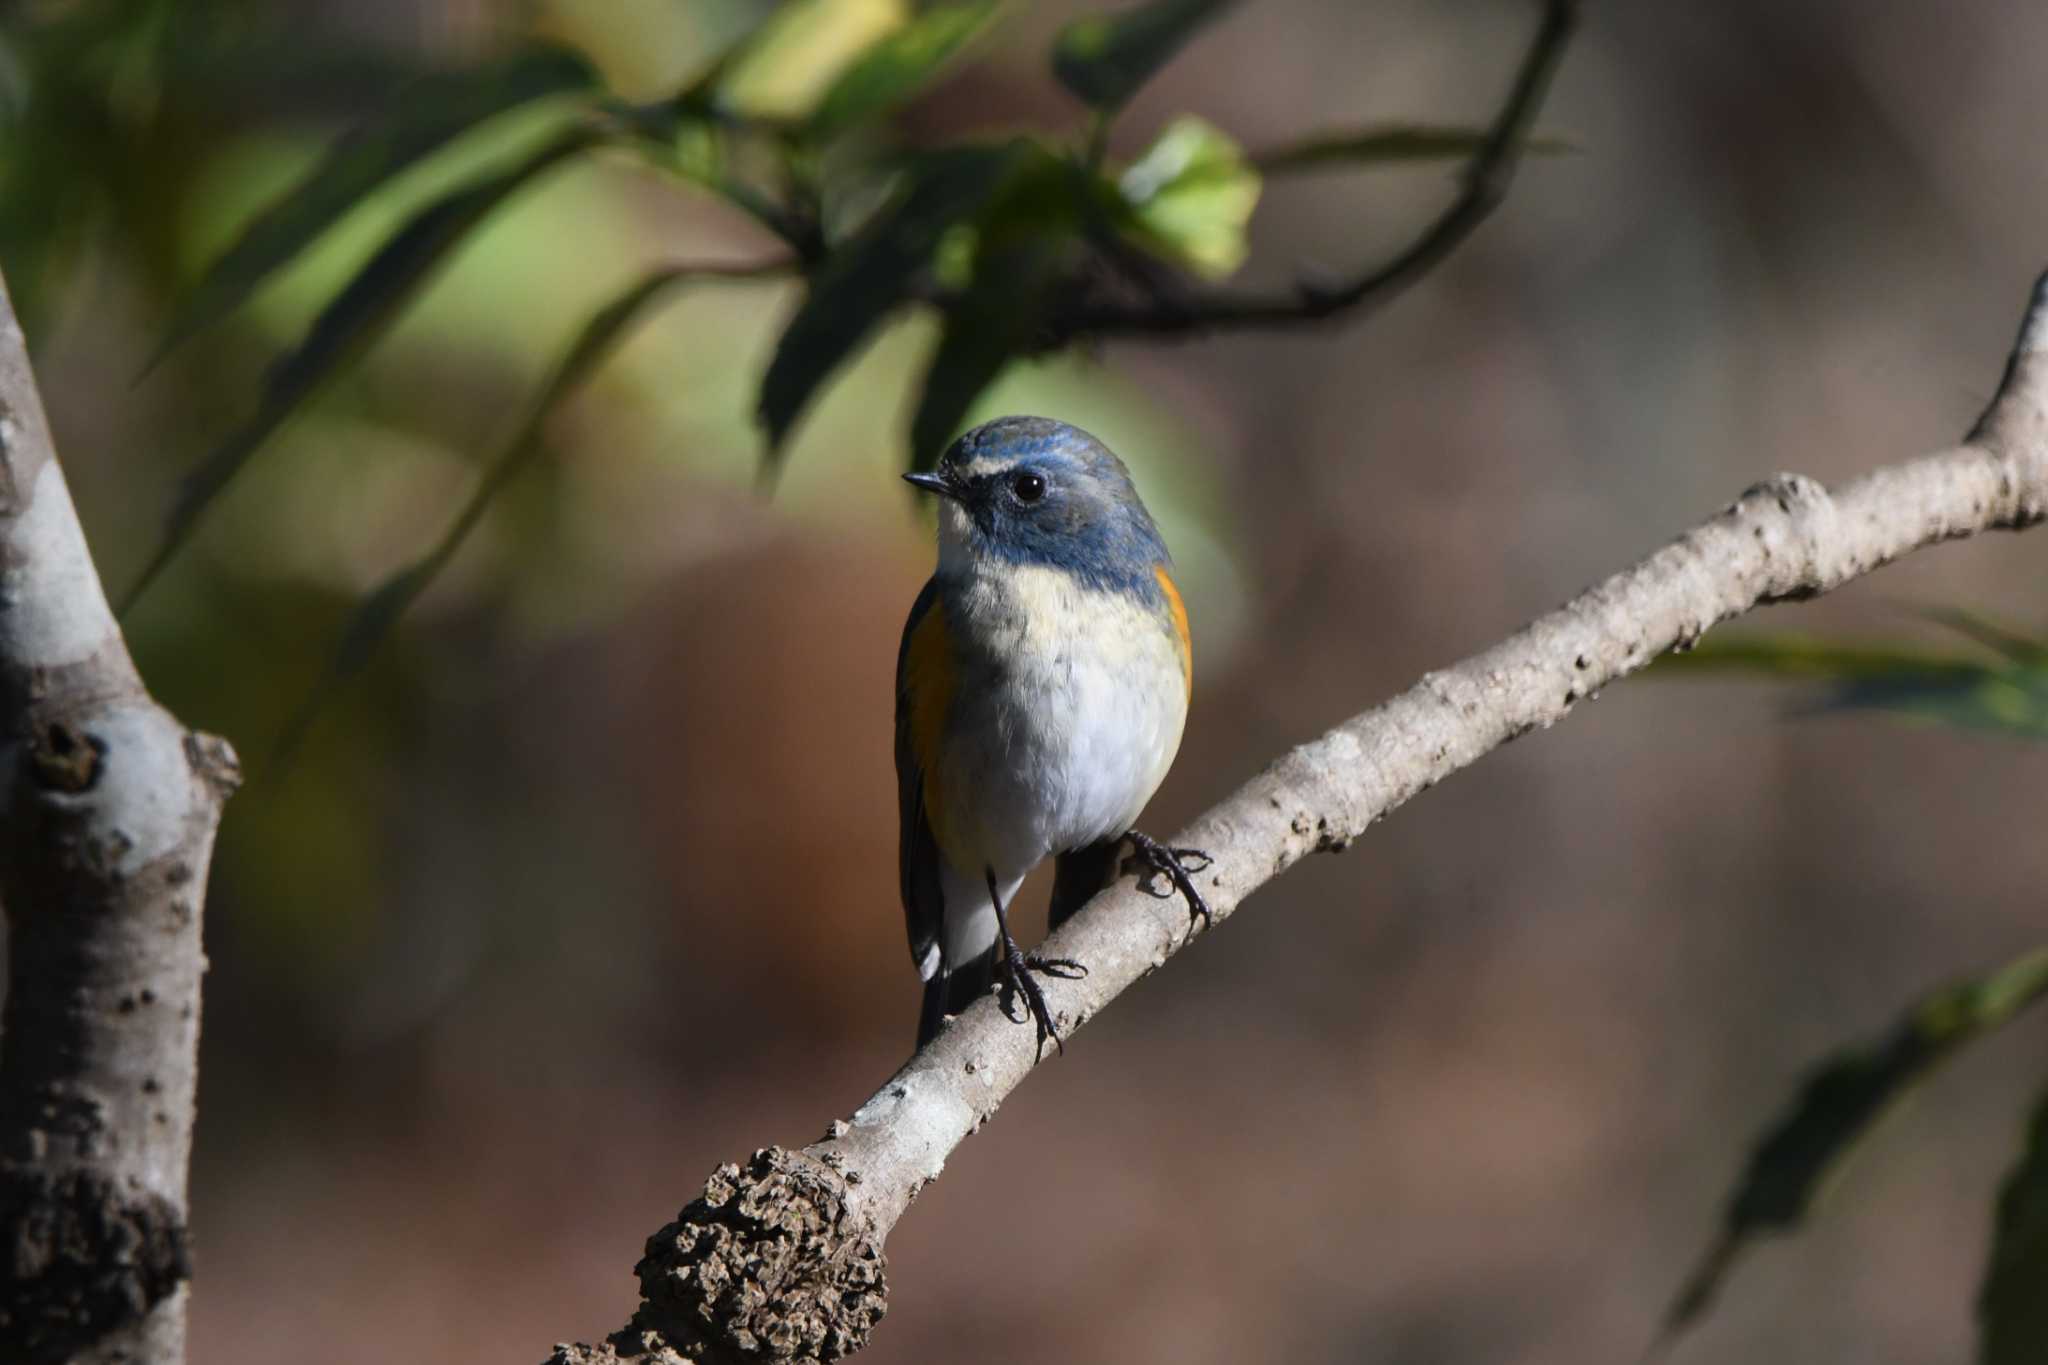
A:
[[1155, 566, 1192, 701], [903, 599, 956, 820]]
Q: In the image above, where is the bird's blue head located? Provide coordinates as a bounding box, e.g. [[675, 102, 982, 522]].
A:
[[903, 416, 1172, 601]]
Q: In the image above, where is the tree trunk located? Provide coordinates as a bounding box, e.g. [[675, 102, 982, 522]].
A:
[[0, 269, 239, 1365]]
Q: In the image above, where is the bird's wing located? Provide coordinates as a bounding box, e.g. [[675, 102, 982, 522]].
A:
[[895, 577, 948, 980]]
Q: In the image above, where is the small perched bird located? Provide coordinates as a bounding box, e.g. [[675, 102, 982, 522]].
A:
[[896, 416, 1210, 1055]]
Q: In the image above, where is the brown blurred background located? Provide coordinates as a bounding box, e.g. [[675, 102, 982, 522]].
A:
[[6, 0, 2048, 1361]]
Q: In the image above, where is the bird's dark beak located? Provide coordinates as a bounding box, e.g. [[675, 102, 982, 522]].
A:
[[902, 470, 959, 501]]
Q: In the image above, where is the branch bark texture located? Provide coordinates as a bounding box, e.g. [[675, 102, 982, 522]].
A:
[[548, 270, 2048, 1365], [0, 270, 239, 1364]]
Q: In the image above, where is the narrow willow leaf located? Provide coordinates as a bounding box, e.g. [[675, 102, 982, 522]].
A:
[[120, 128, 597, 616], [1255, 123, 1575, 173], [909, 238, 1061, 471], [807, 0, 1006, 141], [1915, 606, 2048, 665], [1657, 630, 2048, 741], [271, 265, 701, 768], [149, 45, 598, 366], [717, 0, 908, 121], [1117, 114, 1260, 279], [1655, 633, 1988, 682], [1980, 1083, 2048, 1365], [1829, 665, 2048, 740], [756, 141, 1022, 463], [1656, 948, 2048, 1350], [1052, 0, 1237, 113]]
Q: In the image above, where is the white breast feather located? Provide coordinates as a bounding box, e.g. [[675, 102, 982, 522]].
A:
[[935, 562, 1187, 883]]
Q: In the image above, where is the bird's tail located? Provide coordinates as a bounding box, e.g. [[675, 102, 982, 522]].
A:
[[1047, 838, 1121, 933], [917, 941, 1001, 1048]]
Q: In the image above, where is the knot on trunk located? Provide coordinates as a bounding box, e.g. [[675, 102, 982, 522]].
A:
[[0, 1166, 189, 1363], [625, 1146, 887, 1364]]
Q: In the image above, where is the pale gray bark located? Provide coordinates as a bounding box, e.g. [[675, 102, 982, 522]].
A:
[[549, 272, 2048, 1365], [0, 269, 239, 1364]]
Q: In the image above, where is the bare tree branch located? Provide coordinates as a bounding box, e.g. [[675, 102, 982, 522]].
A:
[[0, 269, 240, 1365], [547, 269, 2048, 1365]]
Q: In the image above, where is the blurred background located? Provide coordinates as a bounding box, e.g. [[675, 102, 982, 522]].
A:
[[4, 0, 2047, 1361]]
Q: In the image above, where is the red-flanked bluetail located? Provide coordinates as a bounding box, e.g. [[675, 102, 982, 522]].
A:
[[896, 417, 1210, 1057]]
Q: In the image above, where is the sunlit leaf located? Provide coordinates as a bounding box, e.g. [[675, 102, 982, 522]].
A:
[[757, 141, 1023, 463], [1981, 1083, 2048, 1365], [1656, 947, 2048, 1351], [911, 238, 1063, 471], [148, 45, 598, 366], [1052, 0, 1237, 113], [1255, 123, 1574, 173], [718, 0, 908, 121], [120, 128, 598, 616], [807, 0, 1006, 141], [1117, 113, 1259, 279], [272, 264, 710, 767], [1658, 629, 2048, 741]]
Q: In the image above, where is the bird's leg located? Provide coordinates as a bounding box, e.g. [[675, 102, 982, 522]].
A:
[[985, 867, 1082, 1060], [1125, 830, 1215, 944]]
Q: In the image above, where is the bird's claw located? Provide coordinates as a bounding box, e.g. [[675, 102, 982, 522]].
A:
[[996, 945, 1072, 1060], [1027, 954, 1088, 980], [983, 866, 1085, 1062], [1126, 830, 1215, 944]]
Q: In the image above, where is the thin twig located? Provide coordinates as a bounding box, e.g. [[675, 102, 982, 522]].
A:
[[1043, 0, 1579, 345]]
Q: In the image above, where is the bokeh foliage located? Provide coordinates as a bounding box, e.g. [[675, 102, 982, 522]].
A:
[[1657, 946, 2048, 1356], [1653, 609, 2048, 1360], [5, 3, 2045, 1361], [0, 0, 1553, 1082], [112, 0, 1554, 695], [1663, 608, 2048, 741]]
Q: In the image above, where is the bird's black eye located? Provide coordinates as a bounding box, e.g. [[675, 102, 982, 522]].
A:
[[1011, 472, 1046, 503]]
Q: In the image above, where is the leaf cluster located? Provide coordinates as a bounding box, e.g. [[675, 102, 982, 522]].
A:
[[104, 0, 1571, 758]]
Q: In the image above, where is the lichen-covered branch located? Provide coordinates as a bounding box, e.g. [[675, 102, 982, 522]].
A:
[[546, 269, 2048, 1365], [0, 269, 240, 1364]]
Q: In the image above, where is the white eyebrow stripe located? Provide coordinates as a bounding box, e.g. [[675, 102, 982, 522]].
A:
[[954, 456, 1010, 480]]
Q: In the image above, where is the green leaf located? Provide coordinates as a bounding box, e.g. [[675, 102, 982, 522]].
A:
[[1832, 666, 2048, 739], [910, 237, 1063, 471], [1657, 947, 2048, 1351], [1656, 633, 1989, 682], [757, 141, 1022, 463], [1657, 629, 2048, 741], [120, 128, 597, 616], [807, 0, 1006, 141], [717, 0, 909, 121], [1255, 123, 1575, 173], [1052, 0, 1237, 112], [271, 265, 702, 767], [149, 44, 598, 367], [1117, 113, 1259, 279], [1981, 1082, 2048, 1365], [1916, 606, 2048, 666]]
